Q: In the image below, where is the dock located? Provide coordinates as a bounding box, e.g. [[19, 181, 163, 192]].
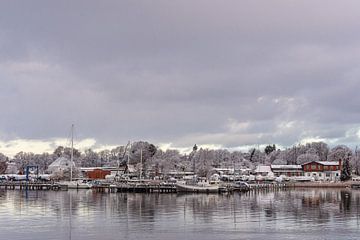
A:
[[0, 182, 64, 191], [93, 183, 177, 193], [1, 181, 347, 193]]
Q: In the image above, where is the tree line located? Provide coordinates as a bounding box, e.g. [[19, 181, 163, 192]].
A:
[[0, 141, 359, 177]]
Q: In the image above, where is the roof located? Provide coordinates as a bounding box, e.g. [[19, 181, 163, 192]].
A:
[[317, 161, 339, 166], [254, 165, 272, 173], [302, 161, 339, 166], [48, 157, 75, 168], [271, 165, 302, 170]]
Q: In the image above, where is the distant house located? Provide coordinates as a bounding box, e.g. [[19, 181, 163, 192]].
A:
[[79, 166, 125, 178], [47, 157, 75, 174], [302, 160, 341, 181], [85, 169, 111, 179], [5, 161, 18, 174], [254, 165, 272, 176], [271, 165, 303, 177]]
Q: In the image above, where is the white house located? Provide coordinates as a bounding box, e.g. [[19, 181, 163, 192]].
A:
[[254, 165, 272, 176], [47, 157, 75, 174]]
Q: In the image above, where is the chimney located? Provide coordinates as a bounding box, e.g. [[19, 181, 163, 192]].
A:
[[339, 159, 342, 170]]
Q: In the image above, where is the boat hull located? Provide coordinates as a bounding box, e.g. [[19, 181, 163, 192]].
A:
[[60, 181, 93, 189], [176, 183, 219, 193]]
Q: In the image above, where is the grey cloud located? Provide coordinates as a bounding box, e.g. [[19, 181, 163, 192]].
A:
[[0, 1, 360, 151]]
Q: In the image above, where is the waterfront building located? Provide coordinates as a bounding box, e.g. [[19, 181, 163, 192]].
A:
[[271, 165, 303, 177], [254, 165, 272, 176], [302, 160, 341, 181], [47, 157, 75, 174]]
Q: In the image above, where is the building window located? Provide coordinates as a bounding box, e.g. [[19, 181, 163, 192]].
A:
[[311, 165, 316, 170], [326, 173, 330, 177], [319, 173, 322, 177]]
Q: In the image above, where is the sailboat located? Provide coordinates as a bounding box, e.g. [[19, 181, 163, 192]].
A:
[[175, 154, 220, 194], [175, 181, 220, 193], [61, 124, 92, 189]]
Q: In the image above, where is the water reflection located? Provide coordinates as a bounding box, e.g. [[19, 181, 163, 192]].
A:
[[1, 189, 360, 240]]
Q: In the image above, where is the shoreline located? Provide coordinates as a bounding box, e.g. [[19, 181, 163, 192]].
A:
[[286, 181, 353, 188]]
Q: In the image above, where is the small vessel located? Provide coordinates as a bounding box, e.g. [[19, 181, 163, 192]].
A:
[[176, 177, 219, 193], [64, 180, 93, 189], [59, 125, 92, 190], [175, 182, 219, 193]]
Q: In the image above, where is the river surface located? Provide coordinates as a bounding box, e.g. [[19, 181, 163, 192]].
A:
[[1, 188, 360, 240]]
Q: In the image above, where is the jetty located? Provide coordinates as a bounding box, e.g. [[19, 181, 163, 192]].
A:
[[2, 180, 359, 193], [0, 182, 64, 191], [93, 183, 177, 193]]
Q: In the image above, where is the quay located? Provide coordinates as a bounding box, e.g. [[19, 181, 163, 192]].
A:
[[91, 182, 289, 194], [1, 181, 359, 193], [0, 182, 63, 191], [93, 183, 177, 193]]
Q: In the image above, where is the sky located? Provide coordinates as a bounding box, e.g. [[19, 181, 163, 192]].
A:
[[1, 0, 360, 156]]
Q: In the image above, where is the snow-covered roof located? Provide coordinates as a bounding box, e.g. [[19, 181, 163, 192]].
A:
[[302, 161, 339, 166], [317, 161, 339, 166], [48, 157, 75, 169], [254, 165, 272, 173], [271, 165, 302, 170]]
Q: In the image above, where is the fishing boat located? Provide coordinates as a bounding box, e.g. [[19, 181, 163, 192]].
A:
[[65, 179, 93, 189], [176, 183, 219, 193], [176, 178, 220, 193]]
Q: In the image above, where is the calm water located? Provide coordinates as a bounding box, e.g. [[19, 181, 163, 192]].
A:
[[1, 189, 360, 240]]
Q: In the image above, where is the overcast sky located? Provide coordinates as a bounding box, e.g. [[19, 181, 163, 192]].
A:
[[1, 0, 360, 156]]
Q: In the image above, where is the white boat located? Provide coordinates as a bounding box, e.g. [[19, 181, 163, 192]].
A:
[[59, 125, 93, 189], [175, 182, 219, 193], [61, 180, 93, 189]]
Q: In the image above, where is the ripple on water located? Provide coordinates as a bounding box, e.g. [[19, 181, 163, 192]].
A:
[[1, 189, 360, 240]]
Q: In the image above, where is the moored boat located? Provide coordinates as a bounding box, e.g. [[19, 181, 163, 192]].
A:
[[175, 182, 219, 193], [61, 180, 93, 189]]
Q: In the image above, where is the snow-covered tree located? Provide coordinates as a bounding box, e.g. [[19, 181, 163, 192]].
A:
[[306, 142, 329, 161], [340, 153, 352, 181], [129, 141, 157, 164], [328, 145, 353, 162], [272, 158, 287, 165], [0, 161, 7, 174], [296, 153, 319, 165], [264, 144, 276, 155], [81, 149, 100, 167], [351, 148, 360, 175]]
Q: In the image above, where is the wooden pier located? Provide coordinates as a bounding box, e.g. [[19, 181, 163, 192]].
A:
[[0, 182, 63, 191], [0, 181, 294, 193], [248, 183, 288, 191], [93, 183, 177, 193]]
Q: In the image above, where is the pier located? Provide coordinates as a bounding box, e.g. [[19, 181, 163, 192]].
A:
[[93, 183, 177, 193], [1, 181, 351, 193], [0, 182, 63, 191]]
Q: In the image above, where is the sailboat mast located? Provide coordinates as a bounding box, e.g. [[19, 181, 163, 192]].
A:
[[140, 148, 143, 180], [70, 124, 74, 182]]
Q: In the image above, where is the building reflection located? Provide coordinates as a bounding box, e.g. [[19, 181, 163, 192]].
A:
[[2, 188, 360, 233]]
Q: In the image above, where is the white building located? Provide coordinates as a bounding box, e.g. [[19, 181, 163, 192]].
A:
[[47, 157, 75, 174], [254, 165, 272, 176]]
